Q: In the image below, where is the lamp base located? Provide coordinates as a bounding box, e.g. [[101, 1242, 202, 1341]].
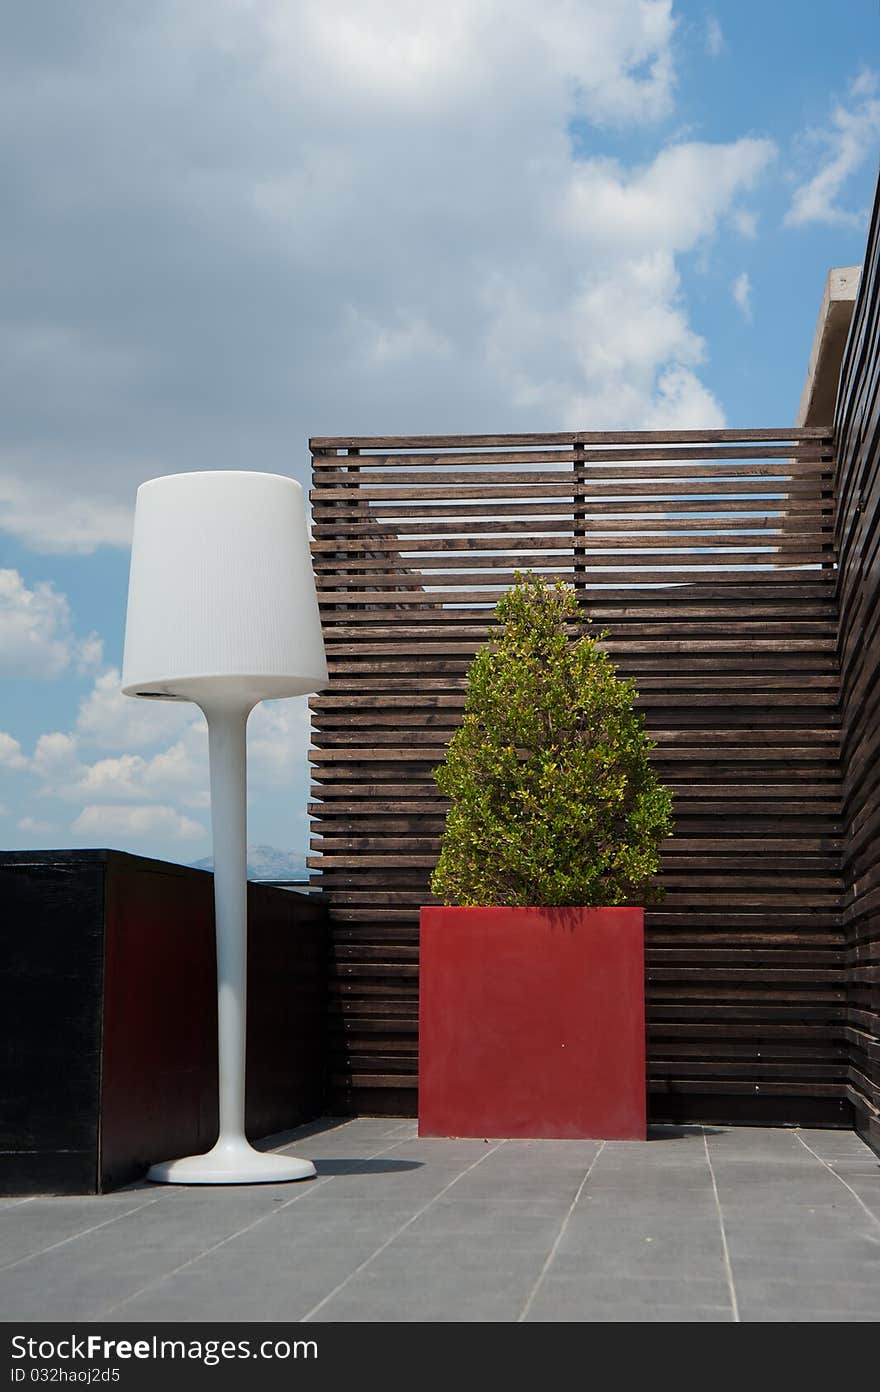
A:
[[146, 1138, 317, 1185]]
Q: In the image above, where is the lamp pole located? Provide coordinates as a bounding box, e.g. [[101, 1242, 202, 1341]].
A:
[[206, 698, 251, 1161], [147, 697, 316, 1184]]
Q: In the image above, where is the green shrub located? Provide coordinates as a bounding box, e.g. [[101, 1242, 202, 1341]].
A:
[[430, 572, 674, 907]]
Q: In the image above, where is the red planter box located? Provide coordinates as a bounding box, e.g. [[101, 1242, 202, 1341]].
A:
[[418, 906, 646, 1141]]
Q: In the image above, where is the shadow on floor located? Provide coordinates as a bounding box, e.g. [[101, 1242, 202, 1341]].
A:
[[648, 1125, 726, 1140], [313, 1159, 424, 1176]]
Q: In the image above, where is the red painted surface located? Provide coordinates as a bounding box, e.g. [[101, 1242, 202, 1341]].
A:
[[418, 906, 646, 1141]]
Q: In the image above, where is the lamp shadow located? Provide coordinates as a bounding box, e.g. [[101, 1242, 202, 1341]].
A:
[[311, 1159, 424, 1176], [647, 1124, 726, 1141]]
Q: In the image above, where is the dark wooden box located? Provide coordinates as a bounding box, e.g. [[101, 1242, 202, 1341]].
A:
[[0, 850, 327, 1194]]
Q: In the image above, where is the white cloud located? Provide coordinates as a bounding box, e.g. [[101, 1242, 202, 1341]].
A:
[[72, 804, 204, 843], [732, 270, 752, 321], [347, 309, 453, 369], [559, 140, 775, 251], [0, 570, 102, 678], [492, 138, 775, 428], [732, 207, 758, 239], [851, 68, 878, 100], [259, 0, 678, 126], [0, 471, 133, 553], [486, 247, 726, 430], [0, 732, 27, 769], [248, 698, 311, 786], [32, 731, 79, 778], [75, 668, 195, 752], [20, 670, 309, 857], [17, 815, 53, 835], [36, 690, 307, 802], [142, 740, 210, 807], [74, 753, 150, 801], [786, 70, 880, 227], [0, 0, 781, 553], [76, 634, 105, 672], [49, 737, 209, 810], [29, 677, 205, 808], [81, 751, 183, 803], [705, 16, 724, 58], [643, 364, 725, 430]]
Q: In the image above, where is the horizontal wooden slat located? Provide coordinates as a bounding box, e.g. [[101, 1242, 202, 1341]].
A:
[[311, 427, 832, 449], [313, 516, 834, 538], [312, 497, 833, 518], [312, 532, 833, 554], [312, 478, 829, 502], [314, 459, 833, 486]]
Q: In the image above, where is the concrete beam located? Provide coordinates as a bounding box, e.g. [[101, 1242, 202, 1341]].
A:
[[797, 266, 861, 426]]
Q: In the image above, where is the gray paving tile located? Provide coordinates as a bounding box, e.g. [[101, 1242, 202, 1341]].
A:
[[307, 1226, 552, 1322], [0, 1195, 161, 1270], [580, 1200, 720, 1224], [705, 1136, 807, 1159], [722, 1218, 878, 1254], [729, 1251, 880, 1286], [587, 1156, 713, 1177], [552, 1233, 729, 1280], [308, 1268, 533, 1322], [608, 1136, 709, 1156], [387, 1137, 503, 1162], [402, 1198, 564, 1244], [279, 1139, 417, 1164], [555, 1197, 727, 1278], [367, 1231, 546, 1278], [266, 1201, 427, 1236], [708, 1149, 827, 1167], [739, 1307, 879, 1323], [726, 1226, 880, 1260], [476, 1138, 603, 1165], [104, 1222, 401, 1322], [446, 1173, 585, 1209], [577, 1179, 718, 1206], [139, 1180, 323, 1205], [710, 1164, 859, 1204], [821, 1158, 880, 1175], [811, 1169, 880, 1220], [529, 1303, 733, 1322], [0, 1187, 326, 1321], [112, 1205, 543, 1324], [524, 1272, 732, 1322], [300, 1168, 465, 1204], [1, 1267, 154, 1323], [736, 1279, 880, 1321], [716, 1199, 861, 1224], [796, 1129, 875, 1152], [567, 1197, 720, 1230]]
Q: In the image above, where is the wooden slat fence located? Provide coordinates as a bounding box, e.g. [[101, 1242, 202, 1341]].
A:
[[836, 172, 880, 1152], [309, 426, 850, 1124]]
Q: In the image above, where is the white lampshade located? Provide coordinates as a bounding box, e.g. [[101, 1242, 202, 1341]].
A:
[[122, 471, 328, 703]]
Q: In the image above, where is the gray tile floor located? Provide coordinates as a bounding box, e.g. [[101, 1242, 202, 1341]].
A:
[[1, 1120, 878, 1322]]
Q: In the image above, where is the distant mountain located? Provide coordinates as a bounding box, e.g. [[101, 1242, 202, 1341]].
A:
[[190, 843, 309, 881]]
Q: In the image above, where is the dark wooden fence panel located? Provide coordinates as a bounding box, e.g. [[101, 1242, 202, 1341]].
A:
[[0, 850, 328, 1193], [836, 176, 880, 1153], [310, 429, 849, 1124]]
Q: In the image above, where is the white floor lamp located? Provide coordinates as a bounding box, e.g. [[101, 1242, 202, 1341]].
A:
[[121, 471, 328, 1184]]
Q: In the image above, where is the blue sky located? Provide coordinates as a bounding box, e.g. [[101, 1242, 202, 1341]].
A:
[[1, 0, 879, 866]]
